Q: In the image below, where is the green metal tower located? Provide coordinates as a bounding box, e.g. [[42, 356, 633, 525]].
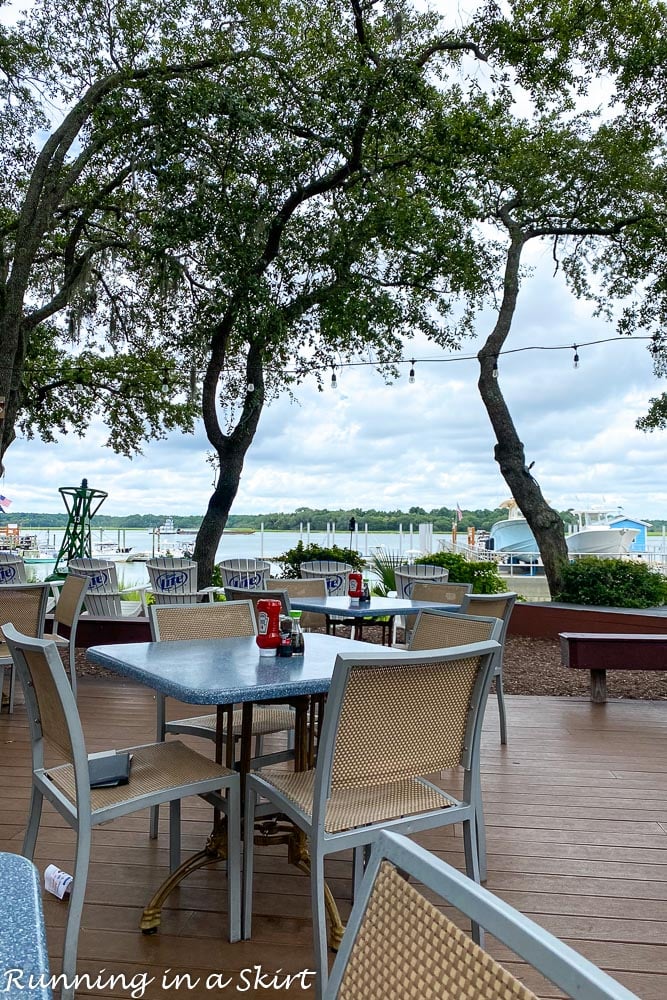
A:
[[52, 479, 108, 576]]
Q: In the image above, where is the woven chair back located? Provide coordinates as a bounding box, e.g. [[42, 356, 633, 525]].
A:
[[219, 559, 271, 591], [267, 578, 326, 629], [337, 859, 538, 1000], [150, 600, 257, 641], [300, 561, 352, 596], [0, 583, 49, 640], [224, 587, 290, 616], [410, 581, 472, 606], [55, 575, 89, 629], [17, 640, 75, 763], [466, 593, 516, 642], [409, 610, 498, 652], [0, 552, 27, 584], [395, 564, 449, 599], [330, 652, 485, 789]]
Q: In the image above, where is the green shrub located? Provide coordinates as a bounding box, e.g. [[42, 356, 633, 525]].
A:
[[555, 557, 667, 608], [416, 552, 506, 594], [274, 541, 366, 579]]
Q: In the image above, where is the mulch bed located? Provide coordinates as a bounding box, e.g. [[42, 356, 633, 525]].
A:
[[73, 629, 667, 700]]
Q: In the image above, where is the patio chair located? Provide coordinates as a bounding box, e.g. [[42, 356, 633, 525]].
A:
[[410, 579, 472, 608], [68, 557, 146, 616], [0, 583, 49, 713], [243, 640, 500, 997], [466, 592, 517, 746], [394, 562, 449, 598], [2, 625, 240, 998], [219, 558, 271, 591], [299, 560, 353, 596], [146, 555, 219, 604], [407, 608, 505, 881], [0, 551, 27, 584], [223, 586, 291, 617], [393, 563, 451, 643], [148, 600, 296, 837], [267, 577, 327, 630], [325, 830, 639, 1000], [41, 573, 89, 700]]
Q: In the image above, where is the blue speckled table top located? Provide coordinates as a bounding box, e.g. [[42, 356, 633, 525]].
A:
[[0, 852, 51, 998], [289, 596, 458, 618], [87, 632, 399, 704]]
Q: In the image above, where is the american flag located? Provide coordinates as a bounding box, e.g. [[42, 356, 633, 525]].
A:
[[0, 495, 12, 510]]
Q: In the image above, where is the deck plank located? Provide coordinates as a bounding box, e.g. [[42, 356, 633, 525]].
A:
[[1, 678, 666, 997]]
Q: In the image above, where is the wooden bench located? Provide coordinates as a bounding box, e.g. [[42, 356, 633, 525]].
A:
[[560, 632, 667, 703]]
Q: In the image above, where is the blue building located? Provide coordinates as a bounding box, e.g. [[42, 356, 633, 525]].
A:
[[609, 515, 652, 552]]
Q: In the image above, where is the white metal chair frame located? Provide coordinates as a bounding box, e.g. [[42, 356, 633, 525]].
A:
[[465, 592, 517, 747], [0, 583, 50, 713], [325, 831, 639, 1000], [42, 573, 89, 700], [2, 625, 241, 998], [243, 640, 500, 998]]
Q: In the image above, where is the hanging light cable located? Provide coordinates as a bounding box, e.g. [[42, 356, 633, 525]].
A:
[[573, 344, 580, 369], [408, 359, 415, 383]]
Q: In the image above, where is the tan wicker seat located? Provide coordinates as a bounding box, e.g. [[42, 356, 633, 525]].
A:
[[325, 830, 638, 1000], [148, 601, 296, 838], [243, 640, 500, 996], [2, 625, 240, 998], [0, 583, 49, 713], [223, 586, 291, 617], [410, 579, 472, 609]]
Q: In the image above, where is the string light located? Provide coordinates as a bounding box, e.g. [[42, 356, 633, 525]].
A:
[[492, 355, 499, 379], [160, 369, 169, 393], [247, 382, 255, 393], [408, 359, 415, 383], [573, 344, 580, 369], [331, 367, 338, 389]]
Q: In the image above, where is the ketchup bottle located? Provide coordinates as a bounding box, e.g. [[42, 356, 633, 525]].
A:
[[348, 571, 363, 605], [256, 598, 282, 656]]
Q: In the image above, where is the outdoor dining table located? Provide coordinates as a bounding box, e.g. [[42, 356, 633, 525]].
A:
[[0, 852, 52, 998], [289, 594, 459, 644], [86, 631, 401, 937]]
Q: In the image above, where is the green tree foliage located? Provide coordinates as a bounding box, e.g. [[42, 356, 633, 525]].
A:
[[555, 557, 667, 609], [416, 553, 506, 595]]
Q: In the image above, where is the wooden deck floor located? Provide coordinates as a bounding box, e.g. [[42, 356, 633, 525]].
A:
[[1, 676, 666, 998]]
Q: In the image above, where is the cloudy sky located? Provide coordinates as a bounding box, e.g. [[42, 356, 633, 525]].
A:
[[3, 244, 664, 520]]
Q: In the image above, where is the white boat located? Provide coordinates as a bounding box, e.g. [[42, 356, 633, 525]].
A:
[[152, 516, 177, 535], [488, 499, 639, 559], [91, 540, 133, 562], [565, 509, 639, 555]]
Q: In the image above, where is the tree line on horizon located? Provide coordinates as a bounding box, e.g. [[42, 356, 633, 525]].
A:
[[5, 507, 665, 534]]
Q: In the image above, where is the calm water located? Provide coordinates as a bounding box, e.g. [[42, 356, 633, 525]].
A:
[[25, 527, 450, 587]]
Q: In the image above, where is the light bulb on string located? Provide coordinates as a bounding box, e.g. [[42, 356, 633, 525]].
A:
[[331, 368, 337, 390], [573, 345, 580, 369], [247, 382, 255, 394], [160, 369, 169, 394], [408, 359, 415, 383], [492, 356, 499, 379]]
